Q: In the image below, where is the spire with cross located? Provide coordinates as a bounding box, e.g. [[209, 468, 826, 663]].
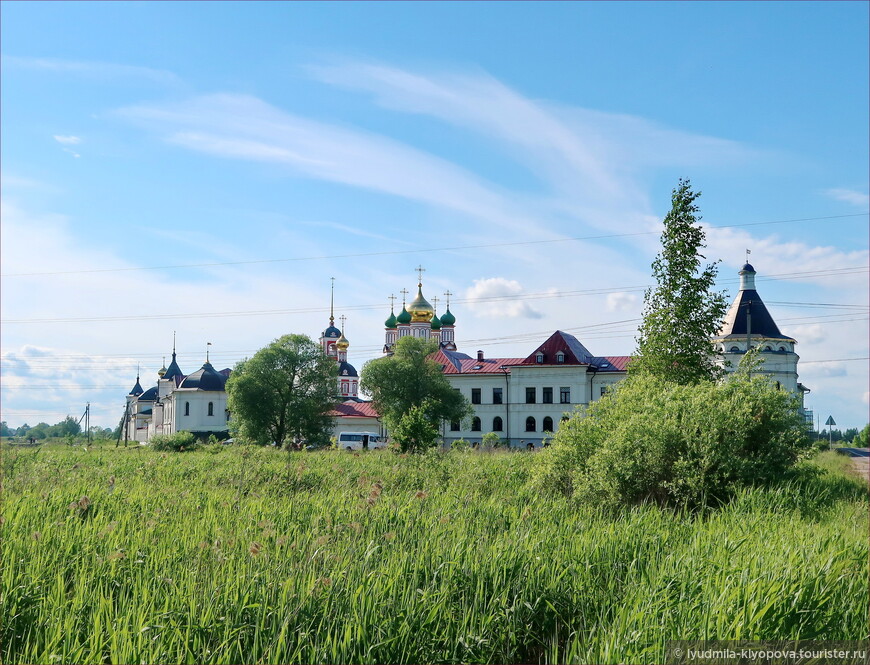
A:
[[416, 264, 426, 286], [388, 293, 396, 312], [400, 288, 409, 307], [444, 290, 453, 309], [339, 314, 346, 332], [432, 296, 439, 314], [329, 277, 336, 325]]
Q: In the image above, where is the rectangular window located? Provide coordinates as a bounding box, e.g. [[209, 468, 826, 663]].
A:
[[471, 388, 481, 405], [450, 420, 461, 432], [560, 387, 571, 404], [600, 386, 607, 397], [492, 387, 503, 404], [542, 387, 553, 404], [525, 387, 536, 404]]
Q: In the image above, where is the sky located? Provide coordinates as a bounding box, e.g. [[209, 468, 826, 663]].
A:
[[1, 1, 868, 431]]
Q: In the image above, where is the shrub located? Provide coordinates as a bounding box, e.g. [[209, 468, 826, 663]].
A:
[[451, 438, 471, 451], [149, 431, 197, 452], [481, 432, 502, 449], [537, 371, 811, 508]]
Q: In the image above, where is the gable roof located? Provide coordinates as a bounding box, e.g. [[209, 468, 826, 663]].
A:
[[521, 330, 593, 365], [329, 400, 380, 418]]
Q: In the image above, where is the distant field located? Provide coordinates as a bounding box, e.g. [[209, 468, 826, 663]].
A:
[[3, 444, 867, 664]]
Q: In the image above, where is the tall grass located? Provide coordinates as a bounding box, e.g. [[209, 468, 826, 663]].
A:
[[2, 445, 866, 664]]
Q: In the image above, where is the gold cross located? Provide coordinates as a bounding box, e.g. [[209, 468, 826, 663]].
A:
[[388, 294, 396, 311], [400, 288, 409, 306], [416, 265, 425, 285], [443, 290, 453, 308]]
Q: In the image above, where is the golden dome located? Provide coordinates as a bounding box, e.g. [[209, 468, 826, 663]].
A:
[[408, 284, 434, 323], [336, 332, 350, 351]]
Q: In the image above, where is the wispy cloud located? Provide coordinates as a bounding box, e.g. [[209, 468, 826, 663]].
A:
[[465, 277, 544, 319], [118, 94, 544, 236], [53, 135, 81, 145], [823, 188, 870, 208], [3, 55, 181, 85]]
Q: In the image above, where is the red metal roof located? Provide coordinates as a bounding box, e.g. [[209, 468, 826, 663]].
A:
[[329, 400, 380, 418], [520, 330, 593, 365]]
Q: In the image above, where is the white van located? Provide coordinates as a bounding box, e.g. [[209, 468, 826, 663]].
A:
[[337, 432, 385, 451]]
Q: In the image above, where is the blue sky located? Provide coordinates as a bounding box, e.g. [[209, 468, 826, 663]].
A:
[[2, 1, 868, 430]]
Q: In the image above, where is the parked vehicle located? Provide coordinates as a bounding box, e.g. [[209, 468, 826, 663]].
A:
[[337, 432, 384, 451]]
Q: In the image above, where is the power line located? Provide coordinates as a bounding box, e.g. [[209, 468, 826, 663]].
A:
[[3, 213, 866, 278], [3, 265, 867, 325]]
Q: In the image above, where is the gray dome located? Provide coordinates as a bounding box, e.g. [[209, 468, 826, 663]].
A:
[[179, 362, 227, 391]]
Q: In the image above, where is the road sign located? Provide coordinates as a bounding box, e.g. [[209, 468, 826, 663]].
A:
[[825, 416, 836, 426]]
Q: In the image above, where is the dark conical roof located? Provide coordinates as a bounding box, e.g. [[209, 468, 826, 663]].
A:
[[163, 352, 184, 381], [718, 290, 794, 341], [179, 362, 227, 391], [338, 361, 358, 378], [128, 378, 144, 396]]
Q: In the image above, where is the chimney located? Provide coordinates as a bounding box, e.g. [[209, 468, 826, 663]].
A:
[[477, 350, 484, 361]]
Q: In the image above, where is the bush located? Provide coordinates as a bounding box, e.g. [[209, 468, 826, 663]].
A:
[[451, 438, 471, 451], [537, 371, 811, 508], [149, 431, 197, 452], [481, 432, 502, 449]]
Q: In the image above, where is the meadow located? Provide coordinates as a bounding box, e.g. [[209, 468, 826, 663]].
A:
[[2, 444, 867, 664]]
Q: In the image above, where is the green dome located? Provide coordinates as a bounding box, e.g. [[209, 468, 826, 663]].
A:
[[440, 308, 456, 326], [396, 306, 412, 325], [430, 314, 442, 330], [384, 311, 397, 328]]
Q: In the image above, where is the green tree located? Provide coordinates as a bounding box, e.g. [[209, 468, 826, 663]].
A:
[[853, 424, 870, 447], [52, 416, 82, 438], [360, 336, 471, 452], [226, 334, 337, 448], [631, 179, 728, 384], [390, 403, 440, 452], [0, 421, 11, 437]]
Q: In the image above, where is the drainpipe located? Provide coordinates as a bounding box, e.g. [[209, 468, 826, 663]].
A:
[[499, 366, 510, 448]]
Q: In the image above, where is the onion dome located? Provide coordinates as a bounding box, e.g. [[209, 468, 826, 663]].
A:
[[440, 308, 456, 326], [408, 285, 434, 323], [179, 362, 227, 391], [336, 332, 350, 351], [157, 364, 166, 378], [338, 361, 358, 377], [741, 263, 756, 273], [385, 310, 397, 328], [396, 306, 412, 325], [323, 323, 341, 338], [430, 314, 442, 330]]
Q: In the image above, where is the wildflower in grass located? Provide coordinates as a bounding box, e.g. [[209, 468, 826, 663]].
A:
[[99, 521, 117, 537], [314, 535, 329, 547], [439, 516, 451, 524], [32, 531, 41, 540], [369, 487, 382, 499], [384, 531, 396, 541], [249, 542, 262, 556], [261, 528, 276, 539], [522, 507, 532, 520], [349, 522, 362, 533], [258, 519, 274, 529], [320, 577, 332, 587], [276, 536, 288, 547], [414, 490, 428, 500], [107, 550, 126, 561]]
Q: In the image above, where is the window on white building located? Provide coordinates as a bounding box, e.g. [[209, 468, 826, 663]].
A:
[[471, 388, 481, 404], [471, 417, 481, 432], [556, 351, 565, 363], [535, 352, 544, 364], [543, 416, 554, 432], [450, 420, 460, 432], [560, 387, 570, 404], [493, 387, 503, 404], [492, 416, 503, 431], [542, 387, 553, 404], [184, 402, 190, 416], [208, 402, 214, 416], [525, 416, 536, 432], [525, 387, 536, 404]]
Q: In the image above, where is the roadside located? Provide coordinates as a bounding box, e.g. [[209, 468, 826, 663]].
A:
[[834, 447, 870, 482]]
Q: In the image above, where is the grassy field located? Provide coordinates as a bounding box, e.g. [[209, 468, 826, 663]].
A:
[[2, 444, 867, 664]]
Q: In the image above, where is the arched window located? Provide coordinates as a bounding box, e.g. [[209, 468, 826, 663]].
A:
[[764, 345, 772, 351], [775, 381, 781, 390], [536, 352, 544, 364], [492, 416, 503, 432], [779, 346, 787, 352], [208, 402, 214, 416], [555, 351, 565, 364], [471, 417, 481, 432], [525, 416, 536, 432], [543, 416, 554, 432], [730, 346, 740, 352], [184, 402, 190, 416]]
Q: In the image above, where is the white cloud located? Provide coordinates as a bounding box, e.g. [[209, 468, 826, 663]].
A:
[[824, 188, 870, 208], [465, 277, 544, 319], [606, 291, 640, 312], [53, 135, 81, 145], [3, 56, 181, 85]]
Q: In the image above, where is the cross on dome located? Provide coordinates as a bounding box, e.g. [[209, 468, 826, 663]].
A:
[[416, 265, 426, 285]]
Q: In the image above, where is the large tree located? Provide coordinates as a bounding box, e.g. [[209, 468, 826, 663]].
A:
[[631, 179, 727, 384], [226, 334, 337, 447], [360, 336, 471, 451]]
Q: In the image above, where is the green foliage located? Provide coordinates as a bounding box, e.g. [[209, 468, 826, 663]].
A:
[[631, 179, 728, 384], [361, 336, 471, 446], [2, 446, 865, 664], [226, 334, 337, 448], [538, 371, 812, 508], [853, 423, 870, 447], [0, 421, 11, 437], [149, 431, 196, 452], [450, 438, 471, 451], [482, 431, 502, 448], [390, 402, 440, 452]]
